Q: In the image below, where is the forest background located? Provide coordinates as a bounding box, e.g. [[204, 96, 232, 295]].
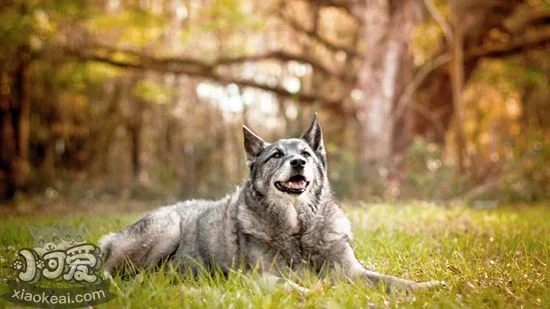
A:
[[1, 0, 549, 209]]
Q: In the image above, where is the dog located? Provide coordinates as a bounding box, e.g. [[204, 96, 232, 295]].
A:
[[99, 115, 441, 292]]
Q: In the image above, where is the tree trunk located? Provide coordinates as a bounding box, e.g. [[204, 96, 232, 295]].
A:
[[127, 99, 144, 181], [0, 72, 18, 200], [413, 69, 454, 144], [14, 53, 31, 186], [180, 79, 198, 198], [450, 1, 466, 175], [0, 54, 31, 201], [391, 40, 416, 155], [357, 0, 417, 167]]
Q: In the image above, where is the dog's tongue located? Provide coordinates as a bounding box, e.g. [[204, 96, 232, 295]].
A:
[[287, 179, 307, 189]]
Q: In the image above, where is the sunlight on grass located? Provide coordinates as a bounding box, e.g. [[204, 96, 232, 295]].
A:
[[1, 204, 548, 308]]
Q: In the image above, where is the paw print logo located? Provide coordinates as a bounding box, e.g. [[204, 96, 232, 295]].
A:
[[12, 259, 24, 271], [44, 243, 56, 251], [36, 259, 45, 270]]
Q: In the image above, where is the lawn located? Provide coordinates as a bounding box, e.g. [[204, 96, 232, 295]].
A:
[[0, 202, 548, 308]]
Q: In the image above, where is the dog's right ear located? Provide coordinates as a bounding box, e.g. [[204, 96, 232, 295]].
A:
[[243, 126, 266, 166], [302, 114, 327, 168]]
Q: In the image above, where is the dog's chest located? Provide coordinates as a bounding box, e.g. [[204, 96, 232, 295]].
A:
[[267, 215, 333, 269], [238, 199, 335, 270], [270, 233, 306, 266], [281, 203, 301, 234]]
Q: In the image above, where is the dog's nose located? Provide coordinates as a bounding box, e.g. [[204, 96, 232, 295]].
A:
[[290, 157, 306, 169]]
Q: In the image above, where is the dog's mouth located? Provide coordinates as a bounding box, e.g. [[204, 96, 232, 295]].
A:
[[275, 175, 310, 195]]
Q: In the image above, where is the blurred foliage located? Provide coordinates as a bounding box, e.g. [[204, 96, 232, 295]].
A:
[[133, 79, 172, 105], [401, 138, 463, 200], [500, 131, 550, 202]]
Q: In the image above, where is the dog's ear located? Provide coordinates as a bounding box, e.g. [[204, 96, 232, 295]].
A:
[[243, 126, 266, 166], [302, 114, 327, 167]]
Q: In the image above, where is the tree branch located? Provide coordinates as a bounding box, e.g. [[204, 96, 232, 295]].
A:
[[393, 53, 453, 121], [75, 42, 341, 78], [413, 26, 550, 80], [209, 74, 341, 104], [466, 27, 550, 60], [215, 50, 339, 77], [423, 0, 454, 44], [278, 10, 361, 58], [64, 23, 550, 113], [63, 45, 344, 105]]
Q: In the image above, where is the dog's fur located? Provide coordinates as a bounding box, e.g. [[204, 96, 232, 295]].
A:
[[99, 115, 441, 292]]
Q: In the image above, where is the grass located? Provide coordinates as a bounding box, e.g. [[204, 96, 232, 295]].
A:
[[0, 202, 548, 308]]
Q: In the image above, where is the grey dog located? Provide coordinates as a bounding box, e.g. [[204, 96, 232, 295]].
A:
[[99, 115, 441, 292]]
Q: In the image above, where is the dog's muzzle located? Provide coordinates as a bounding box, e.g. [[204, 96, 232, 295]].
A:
[[275, 175, 310, 195]]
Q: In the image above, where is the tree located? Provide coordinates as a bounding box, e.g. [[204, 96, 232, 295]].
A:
[[356, 0, 419, 168], [415, 0, 550, 148], [1, 0, 549, 201], [0, 1, 32, 200]]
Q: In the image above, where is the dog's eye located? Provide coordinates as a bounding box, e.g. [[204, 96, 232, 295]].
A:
[[272, 151, 283, 159], [301, 151, 311, 158]]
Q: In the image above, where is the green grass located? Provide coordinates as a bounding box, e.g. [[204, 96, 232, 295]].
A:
[[1, 203, 549, 308]]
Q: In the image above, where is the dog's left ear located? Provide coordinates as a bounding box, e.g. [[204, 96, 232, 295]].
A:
[[243, 126, 266, 167], [302, 114, 327, 167]]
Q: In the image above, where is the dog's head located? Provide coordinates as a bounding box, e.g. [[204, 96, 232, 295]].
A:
[[243, 115, 328, 202]]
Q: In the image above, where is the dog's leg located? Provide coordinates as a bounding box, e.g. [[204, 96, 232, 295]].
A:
[[337, 244, 443, 292], [358, 268, 443, 291], [99, 208, 182, 275]]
